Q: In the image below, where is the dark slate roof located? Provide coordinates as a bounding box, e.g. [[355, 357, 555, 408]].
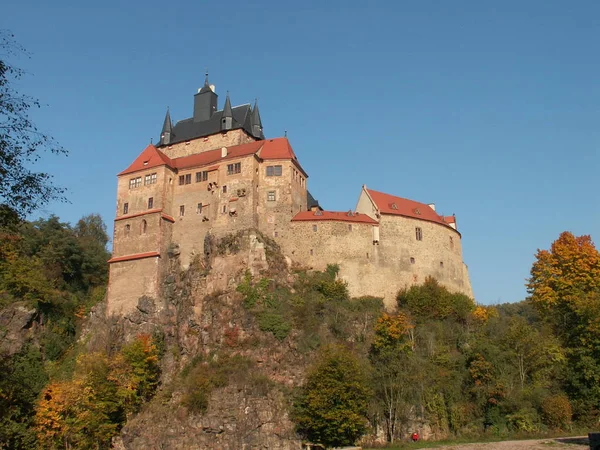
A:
[[159, 104, 261, 146], [307, 191, 322, 210]]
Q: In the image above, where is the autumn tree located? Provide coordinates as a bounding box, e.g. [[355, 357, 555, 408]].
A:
[[527, 232, 600, 422], [293, 345, 371, 448], [0, 30, 67, 226], [370, 313, 419, 442]]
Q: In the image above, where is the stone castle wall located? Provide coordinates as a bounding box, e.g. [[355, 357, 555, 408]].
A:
[[162, 129, 256, 159], [278, 214, 472, 309]]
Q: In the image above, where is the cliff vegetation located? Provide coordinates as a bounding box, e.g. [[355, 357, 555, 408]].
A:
[[1, 218, 599, 449]]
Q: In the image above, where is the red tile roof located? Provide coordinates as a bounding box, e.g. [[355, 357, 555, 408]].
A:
[[118, 145, 174, 176], [118, 138, 305, 177], [367, 189, 456, 229], [292, 210, 378, 224], [108, 251, 160, 264], [259, 138, 298, 160], [444, 215, 456, 224], [174, 141, 263, 171]]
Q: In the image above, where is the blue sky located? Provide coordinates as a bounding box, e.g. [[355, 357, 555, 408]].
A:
[[3, 0, 599, 305]]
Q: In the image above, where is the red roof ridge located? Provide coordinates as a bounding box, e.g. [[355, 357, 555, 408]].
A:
[[108, 251, 160, 264], [366, 188, 457, 230], [118, 145, 174, 176]]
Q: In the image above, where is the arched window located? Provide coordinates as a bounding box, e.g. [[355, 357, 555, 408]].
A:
[[125, 224, 130, 236], [141, 219, 147, 234]]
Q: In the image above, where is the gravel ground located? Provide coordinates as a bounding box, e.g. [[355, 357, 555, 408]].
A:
[[415, 436, 589, 449]]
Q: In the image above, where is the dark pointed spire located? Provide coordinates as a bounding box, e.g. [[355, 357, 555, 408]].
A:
[[199, 70, 212, 94], [221, 91, 233, 131], [223, 92, 232, 117], [251, 98, 263, 138], [160, 107, 173, 145]]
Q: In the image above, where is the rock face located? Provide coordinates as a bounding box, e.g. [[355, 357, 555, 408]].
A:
[[106, 230, 305, 450], [114, 387, 301, 450], [0, 304, 37, 356]]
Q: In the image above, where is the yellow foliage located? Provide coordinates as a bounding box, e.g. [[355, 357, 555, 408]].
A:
[[471, 305, 497, 324], [528, 232, 600, 311], [373, 312, 414, 351]]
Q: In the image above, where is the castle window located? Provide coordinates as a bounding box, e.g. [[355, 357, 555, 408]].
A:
[[147, 197, 153, 209], [312, 224, 318, 232], [266, 165, 282, 177], [185, 174, 191, 184], [267, 191, 276, 202], [410, 257, 415, 264], [227, 163, 241, 175], [310, 249, 314, 256], [179, 205, 185, 217], [129, 177, 141, 189], [440, 261, 444, 268], [196, 171, 209, 183], [449, 236, 454, 250], [141, 220, 147, 234], [222, 185, 227, 194], [123, 202, 129, 214], [222, 204, 227, 214], [144, 173, 157, 185], [197, 203, 203, 214], [125, 224, 130, 236], [348, 224, 353, 231], [179, 175, 185, 185], [415, 227, 423, 241]]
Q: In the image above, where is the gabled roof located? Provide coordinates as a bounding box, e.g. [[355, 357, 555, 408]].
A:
[[259, 138, 298, 160], [118, 145, 174, 176], [292, 210, 378, 225], [366, 188, 456, 229]]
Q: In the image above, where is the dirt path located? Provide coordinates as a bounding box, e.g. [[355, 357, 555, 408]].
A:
[[415, 436, 589, 449]]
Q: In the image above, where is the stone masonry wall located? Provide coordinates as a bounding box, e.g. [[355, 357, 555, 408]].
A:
[[171, 154, 259, 267], [161, 129, 256, 159], [256, 160, 307, 240], [279, 215, 472, 309], [107, 257, 161, 316]]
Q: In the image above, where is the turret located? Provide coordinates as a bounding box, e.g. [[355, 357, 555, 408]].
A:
[[159, 108, 173, 145], [193, 73, 218, 122], [251, 99, 264, 138], [221, 92, 233, 131]]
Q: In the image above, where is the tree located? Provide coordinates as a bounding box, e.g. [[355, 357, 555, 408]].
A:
[[293, 345, 371, 448], [0, 30, 67, 225], [527, 232, 600, 422], [527, 232, 600, 321]]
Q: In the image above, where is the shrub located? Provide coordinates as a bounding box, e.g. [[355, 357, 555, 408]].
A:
[[541, 394, 572, 430]]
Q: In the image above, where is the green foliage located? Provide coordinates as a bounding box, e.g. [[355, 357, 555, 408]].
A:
[[0, 31, 67, 225], [397, 276, 475, 323], [293, 345, 371, 448], [0, 345, 47, 449]]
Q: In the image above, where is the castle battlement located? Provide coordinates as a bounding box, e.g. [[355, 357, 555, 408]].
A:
[[106, 79, 472, 315]]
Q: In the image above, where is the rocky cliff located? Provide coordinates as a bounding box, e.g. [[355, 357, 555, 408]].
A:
[[92, 230, 309, 449]]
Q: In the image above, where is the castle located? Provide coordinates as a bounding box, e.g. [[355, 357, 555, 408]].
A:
[[107, 77, 473, 315]]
